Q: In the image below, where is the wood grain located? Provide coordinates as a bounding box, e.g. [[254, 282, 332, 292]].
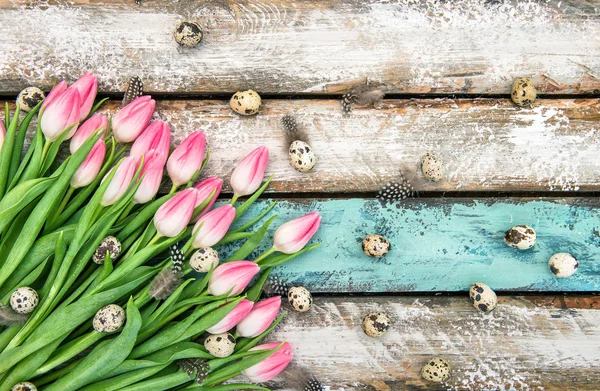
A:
[[268, 295, 600, 391], [1, 0, 599, 94]]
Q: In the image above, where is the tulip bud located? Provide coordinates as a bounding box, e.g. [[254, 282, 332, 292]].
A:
[[71, 73, 98, 120], [153, 188, 197, 237], [40, 87, 81, 141], [208, 260, 260, 297], [130, 120, 171, 164], [166, 131, 206, 186], [42, 81, 67, 110], [205, 299, 254, 334], [133, 151, 164, 204], [192, 204, 236, 249], [71, 140, 107, 188], [100, 156, 139, 206], [0, 121, 5, 152], [242, 342, 293, 382], [236, 296, 281, 338], [273, 212, 321, 254], [112, 96, 156, 143], [70, 113, 108, 154], [230, 146, 269, 197], [192, 176, 223, 221]]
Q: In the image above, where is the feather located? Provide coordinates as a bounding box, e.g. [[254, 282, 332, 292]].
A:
[[342, 81, 387, 114], [280, 366, 324, 391], [263, 275, 289, 298], [0, 306, 28, 326], [178, 358, 210, 384], [377, 172, 416, 203], [122, 76, 143, 107], [149, 268, 182, 300], [281, 114, 309, 145], [169, 244, 185, 274]]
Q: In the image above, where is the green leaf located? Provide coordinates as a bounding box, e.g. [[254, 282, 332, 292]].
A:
[[7, 102, 41, 187], [245, 267, 272, 303], [225, 215, 277, 262], [0, 104, 20, 198], [110, 371, 191, 391], [38, 231, 67, 298], [234, 175, 273, 220], [8, 125, 42, 191], [231, 201, 276, 233], [0, 177, 55, 234], [116, 193, 175, 241], [40, 125, 73, 175], [13, 119, 44, 185], [141, 278, 194, 333], [79, 364, 171, 391], [33, 331, 104, 377], [259, 243, 321, 268], [214, 231, 255, 247], [88, 97, 109, 117]]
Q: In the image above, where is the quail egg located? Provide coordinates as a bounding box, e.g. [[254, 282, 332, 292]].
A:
[[287, 286, 312, 312], [93, 304, 125, 333], [173, 21, 203, 47], [11, 382, 37, 391], [190, 247, 220, 273], [504, 225, 536, 250], [421, 152, 445, 182], [362, 311, 391, 337], [289, 140, 315, 173], [548, 253, 578, 278], [204, 332, 236, 358], [230, 90, 261, 116], [10, 287, 39, 314], [93, 236, 122, 265], [469, 282, 497, 313], [511, 77, 537, 107], [362, 234, 390, 257], [16, 87, 45, 112], [421, 357, 451, 383]]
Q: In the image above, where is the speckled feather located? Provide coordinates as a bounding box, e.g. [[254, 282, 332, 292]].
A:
[[263, 275, 290, 298], [149, 268, 181, 300], [0, 306, 28, 326], [377, 172, 416, 203], [169, 244, 185, 273], [122, 76, 143, 107], [273, 366, 324, 391], [281, 114, 309, 145], [342, 82, 387, 114], [178, 358, 210, 384]]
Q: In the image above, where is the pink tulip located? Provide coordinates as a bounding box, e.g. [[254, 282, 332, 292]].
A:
[[230, 146, 269, 197], [40, 87, 81, 141], [133, 151, 164, 204], [192, 176, 223, 221], [153, 188, 197, 237], [70, 113, 108, 154], [273, 212, 321, 254], [130, 120, 171, 164], [112, 96, 156, 143], [100, 156, 139, 206], [242, 342, 293, 382], [42, 81, 67, 110], [208, 260, 260, 297], [0, 121, 5, 151], [236, 296, 281, 338], [166, 131, 206, 186], [192, 204, 236, 248], [71, 140, 106, 188], [71, 73, 98, 120], [206, 299, 254, 334]]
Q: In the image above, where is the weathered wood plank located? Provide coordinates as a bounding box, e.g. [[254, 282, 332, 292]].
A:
[[269, 295, 600, 390], [226, 198, 600, 292], [1, 0, 599, 94]]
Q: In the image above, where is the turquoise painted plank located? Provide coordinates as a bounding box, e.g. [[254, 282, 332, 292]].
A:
[[224, 198, 600, 293]]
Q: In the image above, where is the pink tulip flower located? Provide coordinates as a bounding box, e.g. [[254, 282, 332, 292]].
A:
[[206, 299, 254, 334], [236, 296, 281, 338], [192, 176, 223, 221], [230, 146, 269, 197], [71, 73, 98, 120], [130, 120, 171, 164], [112, 96, 156, 143], [42, 81, 67, 110], [242, 342, 293, 382], [166, 131, 206, 186], [153, 188, 198, 237], [192, 204, 236, 248], [273, 212, 321, 254], [0, 121, 5, 151], [71, 140, 107, 188], [100, 156, 139, 206], [40, 87, 81, 141], [133, 151, 164, 204], [70, 113, 108, 154], [208, 260, 260, 297]]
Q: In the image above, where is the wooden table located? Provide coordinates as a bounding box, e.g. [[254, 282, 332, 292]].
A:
[[2, 0, 600, 389]]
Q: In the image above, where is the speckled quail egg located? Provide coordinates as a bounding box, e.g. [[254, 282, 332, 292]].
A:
[[548, 253, 578, 278], [420, 152, 445, 182], [190, 247, 220, 273], [504, 225, 536, 250], [287, 286, 313, 312], [230, 90, 261, 116], [511, 77, 537, 107], [93, 304, 125, 333], [173, 21, 203, 47], [204, 332, 236, 358], [362, 234, 390, 258], [16, 87, 45, 112], [362, 311, 391, 337], [421, 357, 451, 383], [289, 140, 316, 173], [11, 382, 37, 391], [10, 287, 39, 314], [93, 236, 122, 265], [469, 282, 497, 313]]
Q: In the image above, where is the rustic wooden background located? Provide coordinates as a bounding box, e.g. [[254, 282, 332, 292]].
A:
[[2, 0, 600, 390]]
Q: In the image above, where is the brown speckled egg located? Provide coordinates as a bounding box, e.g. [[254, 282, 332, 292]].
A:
[[93, 304, 125, 333], [287, 286, 312, 312], [11, 382, 37, 391], [549, 253, 578, 278], [10, 287, 39, 314], [17, 87, 45, 112], [504, 225, 536, 250], [289, 140, 316, 172], [230, 90, 261, 116], [469, 282, 497, 313], [190, 247, 220, 273], [511, 77, 537, 107], [173, 21, 203, 47], [362, 234, 390, 257], [421, 357, 451, 383], [204, 332, 236, 358], [93, 236, 122, 265], [421, 152, 445, 182], [362, 311, 391, 337]]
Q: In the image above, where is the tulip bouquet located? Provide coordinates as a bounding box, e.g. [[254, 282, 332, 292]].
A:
[[0, 74, 322, 390]]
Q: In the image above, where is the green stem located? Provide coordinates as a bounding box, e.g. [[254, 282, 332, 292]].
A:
[[254, 247, 276, 264], [39, 139, 52, 172], [169, 183, 178, 194], [117, 201, 135, 225], [230, 194, 239, 205], [147, 234, 161, 247], [49, 186, 75, 226]]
